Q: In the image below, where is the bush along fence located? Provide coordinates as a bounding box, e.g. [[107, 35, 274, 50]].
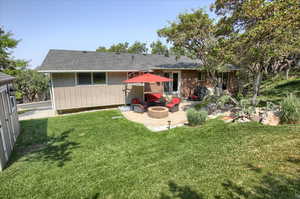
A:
[[0, 73, 20, 171]]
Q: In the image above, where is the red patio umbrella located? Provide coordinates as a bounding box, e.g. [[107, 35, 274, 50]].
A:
[[123, 73, 172, 83]]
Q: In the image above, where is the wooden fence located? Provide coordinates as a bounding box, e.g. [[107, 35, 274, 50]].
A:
[[0, 84, 20, 171]]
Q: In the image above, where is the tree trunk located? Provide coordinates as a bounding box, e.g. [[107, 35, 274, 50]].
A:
[[216, 76, 222, 96], [285, 68, 290, 80], [252, 70, 262, 105]]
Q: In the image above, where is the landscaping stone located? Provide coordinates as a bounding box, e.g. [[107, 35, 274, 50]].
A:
[[236, 117, 251, 123], [261, 111, 280, 126]]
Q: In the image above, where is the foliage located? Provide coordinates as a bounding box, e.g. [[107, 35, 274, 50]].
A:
[[150, 40, 169, 56], [13, 69, 49, 102], [96, 41, 148, 54], [0, 27, 20, 70], [194, 101, 210, 111], [211, 0, 300, 104], [159, 10, 228, 77], [0, 110, 299, 198], [238, 99, 256, 117], [128, 41, 148, 54], [186, 108, 207, 126], [217, 94, 231, 108], [280, 93, 300, 123]]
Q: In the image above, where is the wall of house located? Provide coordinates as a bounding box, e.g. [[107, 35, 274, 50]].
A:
[[0, 83, 20, 171], [180, 70, 238, 98], [144, 82, 163, 93], [51, 72, 143, 110]]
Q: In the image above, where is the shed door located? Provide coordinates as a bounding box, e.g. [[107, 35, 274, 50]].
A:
[[0, 118, 8, 170], [0, 92, 13, 153], [0, 91, 12, 161]]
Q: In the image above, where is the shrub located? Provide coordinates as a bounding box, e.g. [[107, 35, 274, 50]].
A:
[[217, 95, 231, 108], [280, 94, 300, 123], [187, 109, 208, 126], [194, 101, 209, 111]]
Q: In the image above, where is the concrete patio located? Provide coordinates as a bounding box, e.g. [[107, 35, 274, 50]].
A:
[[121, 101, 201, 131]]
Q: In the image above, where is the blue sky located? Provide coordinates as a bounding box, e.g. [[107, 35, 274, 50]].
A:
[[0, 0, 215, 68]]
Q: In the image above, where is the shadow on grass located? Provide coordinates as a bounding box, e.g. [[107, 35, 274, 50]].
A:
[[215, 173, 300, 199], [160, 181, 204, 199], [9, 118, 80, 168], [23, 128, 79, 167], [215, 161, 300, 199], [85, 192, 100, 199]]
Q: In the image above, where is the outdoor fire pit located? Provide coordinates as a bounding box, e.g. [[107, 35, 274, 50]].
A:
[[147, 106, 169, 119]]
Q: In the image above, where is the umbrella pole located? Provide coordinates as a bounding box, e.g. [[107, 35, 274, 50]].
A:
[[143, 83, 145, 102], [124, 84, 128, 105]]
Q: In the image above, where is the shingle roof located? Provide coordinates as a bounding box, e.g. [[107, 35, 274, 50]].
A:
[[0, 72, 15, 85], [38, 49, 202, 72]]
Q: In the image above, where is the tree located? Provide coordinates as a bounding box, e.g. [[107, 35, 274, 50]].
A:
[[158, 9, 230, 95], [128, 41, 148, 54], [14, 69, 49, 102], [212, 0, 300, 104], [95, 46, 108, 52], [150, 40, 169, 56], [0, 27, 49, 102], [96, 42, 129, 53], [109, 42, 129, 53], [97, 41, 148, 54], [0, 27, 19, 70]]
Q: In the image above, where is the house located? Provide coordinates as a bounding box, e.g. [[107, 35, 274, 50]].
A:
[[38, 49, 239, 112], [0, 72, 19, 171]]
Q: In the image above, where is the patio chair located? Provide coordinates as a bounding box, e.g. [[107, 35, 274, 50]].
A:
[[188, 86, 208, 101], [145, 93, 166, 106], [166, 97, 181, 112], [131, 98, 147, 113]]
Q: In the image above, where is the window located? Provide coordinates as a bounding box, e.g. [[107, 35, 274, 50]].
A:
[[198, 72, 206, 81], [77, 73, 92, 85], [76, 72, 107, 85], [93, 72, 106, 84]]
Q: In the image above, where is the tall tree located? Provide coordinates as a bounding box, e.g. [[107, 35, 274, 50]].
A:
[[109, 42, 130, 53], [0, 27, 19, 70], [15, 69, 49, 102], [150, 40, 169, 56], [158, 9, 230, 95], [128, 41, 148, 54], [95, 46, 108, 52], [212, 0, 300, 104], [96, 42, 148, 54]]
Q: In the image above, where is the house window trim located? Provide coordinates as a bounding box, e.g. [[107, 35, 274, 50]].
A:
[[75, 72, 108, 86], [198, 71, 206, 81]]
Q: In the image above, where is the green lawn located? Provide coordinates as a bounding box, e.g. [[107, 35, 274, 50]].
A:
[[258, 76, 300, 105], [0, 110, 300, 199]]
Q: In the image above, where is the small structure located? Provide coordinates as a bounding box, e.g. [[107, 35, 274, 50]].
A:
[[0, 72, 19, 171]]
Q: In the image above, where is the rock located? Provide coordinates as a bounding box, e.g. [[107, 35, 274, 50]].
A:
[[250, 114, 261, 122], [221, 116, 234, 123], [207, 103, 217, 114], [237, 117, 251, 123], [261, 111, 280, 126]]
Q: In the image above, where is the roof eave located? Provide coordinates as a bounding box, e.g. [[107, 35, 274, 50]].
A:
[[38, 69, 145, 73]]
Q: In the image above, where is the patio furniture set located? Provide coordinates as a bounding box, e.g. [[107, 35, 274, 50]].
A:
[[131, 93, 181, 119], [123, 73, 182, 119]]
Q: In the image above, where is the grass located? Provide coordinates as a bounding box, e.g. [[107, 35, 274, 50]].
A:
[[0, 110, 300, 199], [258, 76, 300, 105]]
